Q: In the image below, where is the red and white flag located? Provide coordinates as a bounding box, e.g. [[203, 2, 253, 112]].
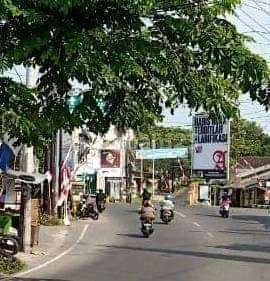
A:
[[57, 164, 71, 206]]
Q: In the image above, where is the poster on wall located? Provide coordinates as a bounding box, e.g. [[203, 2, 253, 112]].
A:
[[192, 114, 230, 179], [101, 150, 120, 168]]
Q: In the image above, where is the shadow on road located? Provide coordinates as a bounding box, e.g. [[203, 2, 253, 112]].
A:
[[117, 233, 145, 238], [194, 213, 220, 218], [219, 230, 270, 236], [231, 215, 270, 229], [0, 277, 70, 281], [211, 244, 270, 253], [125, 209, 140, 214], [153, 221, 167, 225], [98, 244, 270, 264]]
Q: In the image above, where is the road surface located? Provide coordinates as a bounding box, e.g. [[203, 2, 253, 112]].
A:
[[7, 202, 270, 281]]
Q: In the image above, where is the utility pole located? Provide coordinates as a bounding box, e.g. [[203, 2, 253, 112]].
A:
[[22, 67, 37, 253]]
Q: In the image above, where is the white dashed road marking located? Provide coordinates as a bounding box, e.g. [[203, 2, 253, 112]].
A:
[[193, 222, 201, 227]]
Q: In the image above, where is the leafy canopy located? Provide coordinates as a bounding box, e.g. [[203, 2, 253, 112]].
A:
[[0, 0, 269, 146]]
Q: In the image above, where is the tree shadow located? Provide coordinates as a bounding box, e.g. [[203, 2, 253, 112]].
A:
[[194, 213, 220, 218], [117, 233, 145, 238], [219, 229, 270, 236], [210, 243, 270, 253], [0, 276, 71, 281], [231, 215, 270, 229], [126, 209, 140, 214], [153, 221, 167, 225], [97, 244, 270, 265]]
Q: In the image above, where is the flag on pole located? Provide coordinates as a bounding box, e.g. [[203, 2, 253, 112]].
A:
[[0, 143, 15, 172], [57, 164, 71, 206]]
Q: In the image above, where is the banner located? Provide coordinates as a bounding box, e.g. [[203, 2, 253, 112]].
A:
[[192, 114, 230, 177], [101, 150, 120, 168], [135, 148, 188, 160]]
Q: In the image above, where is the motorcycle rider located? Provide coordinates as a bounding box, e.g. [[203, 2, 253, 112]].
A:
[[141, 188, 152, 205], [159, 194, 175, 218], [140, 199, 155, 222], [96, 189, 106, 210], [220, 192, 232, 207]]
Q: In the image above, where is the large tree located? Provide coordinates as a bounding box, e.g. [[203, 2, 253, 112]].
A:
[[0, 0, 269, 146], [231, 118, 270, 161], [134, 125, 191, 176]]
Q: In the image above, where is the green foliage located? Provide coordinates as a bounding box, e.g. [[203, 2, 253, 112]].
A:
[[135, 125, 191, 175], [0, 0, 269, 145], [0, 255, 25, 274], [40, 214, 63, 226], [231, 118, 270, 161]]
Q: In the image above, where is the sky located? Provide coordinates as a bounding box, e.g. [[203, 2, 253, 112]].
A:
[[163, 0, 270, 132], [4, 0, 270, 132]]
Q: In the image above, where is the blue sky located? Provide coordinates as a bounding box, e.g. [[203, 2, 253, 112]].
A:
[[4, 0, 270, 132], [163, 0, 270, 132]]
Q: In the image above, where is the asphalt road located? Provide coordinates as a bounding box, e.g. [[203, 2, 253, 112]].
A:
[[7, 202, 270, 281]]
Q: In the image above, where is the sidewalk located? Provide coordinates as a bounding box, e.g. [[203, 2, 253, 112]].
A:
[[17, 219, 89, 270]]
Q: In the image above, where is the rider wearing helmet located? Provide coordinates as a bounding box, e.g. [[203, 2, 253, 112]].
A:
[[160, 194, 175, 210], [140, 200, 155, 220], [96, 189, 106, 205]]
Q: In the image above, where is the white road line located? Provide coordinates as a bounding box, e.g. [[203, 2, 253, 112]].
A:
[[193, 222, 201, 227], [10, 224, 89, 279], [207, 232, 214, 238]]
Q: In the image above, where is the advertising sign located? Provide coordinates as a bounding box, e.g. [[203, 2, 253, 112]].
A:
[[101, 150, 120, 168], [199, 184, 210, 202], [135, 148, 189, 160], [192, 114, 229, 178]]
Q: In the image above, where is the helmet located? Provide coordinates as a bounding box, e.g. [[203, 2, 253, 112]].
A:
[[164, 194, 170, 200], [99, 189, 103, 193]]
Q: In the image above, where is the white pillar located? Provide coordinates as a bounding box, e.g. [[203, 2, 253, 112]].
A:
[[152, 159, 155, 195], [22, 67, 38, 253]]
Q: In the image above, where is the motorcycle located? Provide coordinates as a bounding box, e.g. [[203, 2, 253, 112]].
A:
[[160, 208, 174, 224], [141, 219, 154, 238], [219, 205, 229, 218], [78, 200, 99, 220], [0, 235, 20, 256], [97, 200, 106, 213]]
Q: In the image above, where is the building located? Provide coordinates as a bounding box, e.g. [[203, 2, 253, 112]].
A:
[[66, 126, 134, 200]]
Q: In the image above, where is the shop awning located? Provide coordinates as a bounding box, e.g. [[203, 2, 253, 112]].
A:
[[3, 169, 49, 185]]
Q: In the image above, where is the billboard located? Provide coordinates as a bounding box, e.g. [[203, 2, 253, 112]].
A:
[[100, 150, 120, 168], [135, 148, 189, 160], [192, 114, 230, 177]]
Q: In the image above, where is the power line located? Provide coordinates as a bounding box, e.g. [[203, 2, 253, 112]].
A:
[[247, 0, 270, 7], [243, 1, 270, 18], [235, 13, 270, 43], [240, 8, 270, 37]]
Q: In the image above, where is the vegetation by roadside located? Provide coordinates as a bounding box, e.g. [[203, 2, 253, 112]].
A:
[[40, 214, 63, 226], [0, 255, 25, 275]]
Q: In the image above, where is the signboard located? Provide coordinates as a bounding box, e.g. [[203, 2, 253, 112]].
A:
[[135, 148, 189, 160], [199, 184, 209, 202], [101, 150, 120, 168], [192, 114, 230, 179], [203, 170, 226, 179]]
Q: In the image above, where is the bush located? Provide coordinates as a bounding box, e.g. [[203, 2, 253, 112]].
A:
[[0, 255, 25, 274], [40, 214, 63, 226]]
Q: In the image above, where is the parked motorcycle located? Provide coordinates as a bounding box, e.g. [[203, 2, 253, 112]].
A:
[[0, 235, 20, 256], [219, 205, 229, 218], [141, 219, 154, 238], [160, 209, 174, 224], [78, 199, 99, 220]]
